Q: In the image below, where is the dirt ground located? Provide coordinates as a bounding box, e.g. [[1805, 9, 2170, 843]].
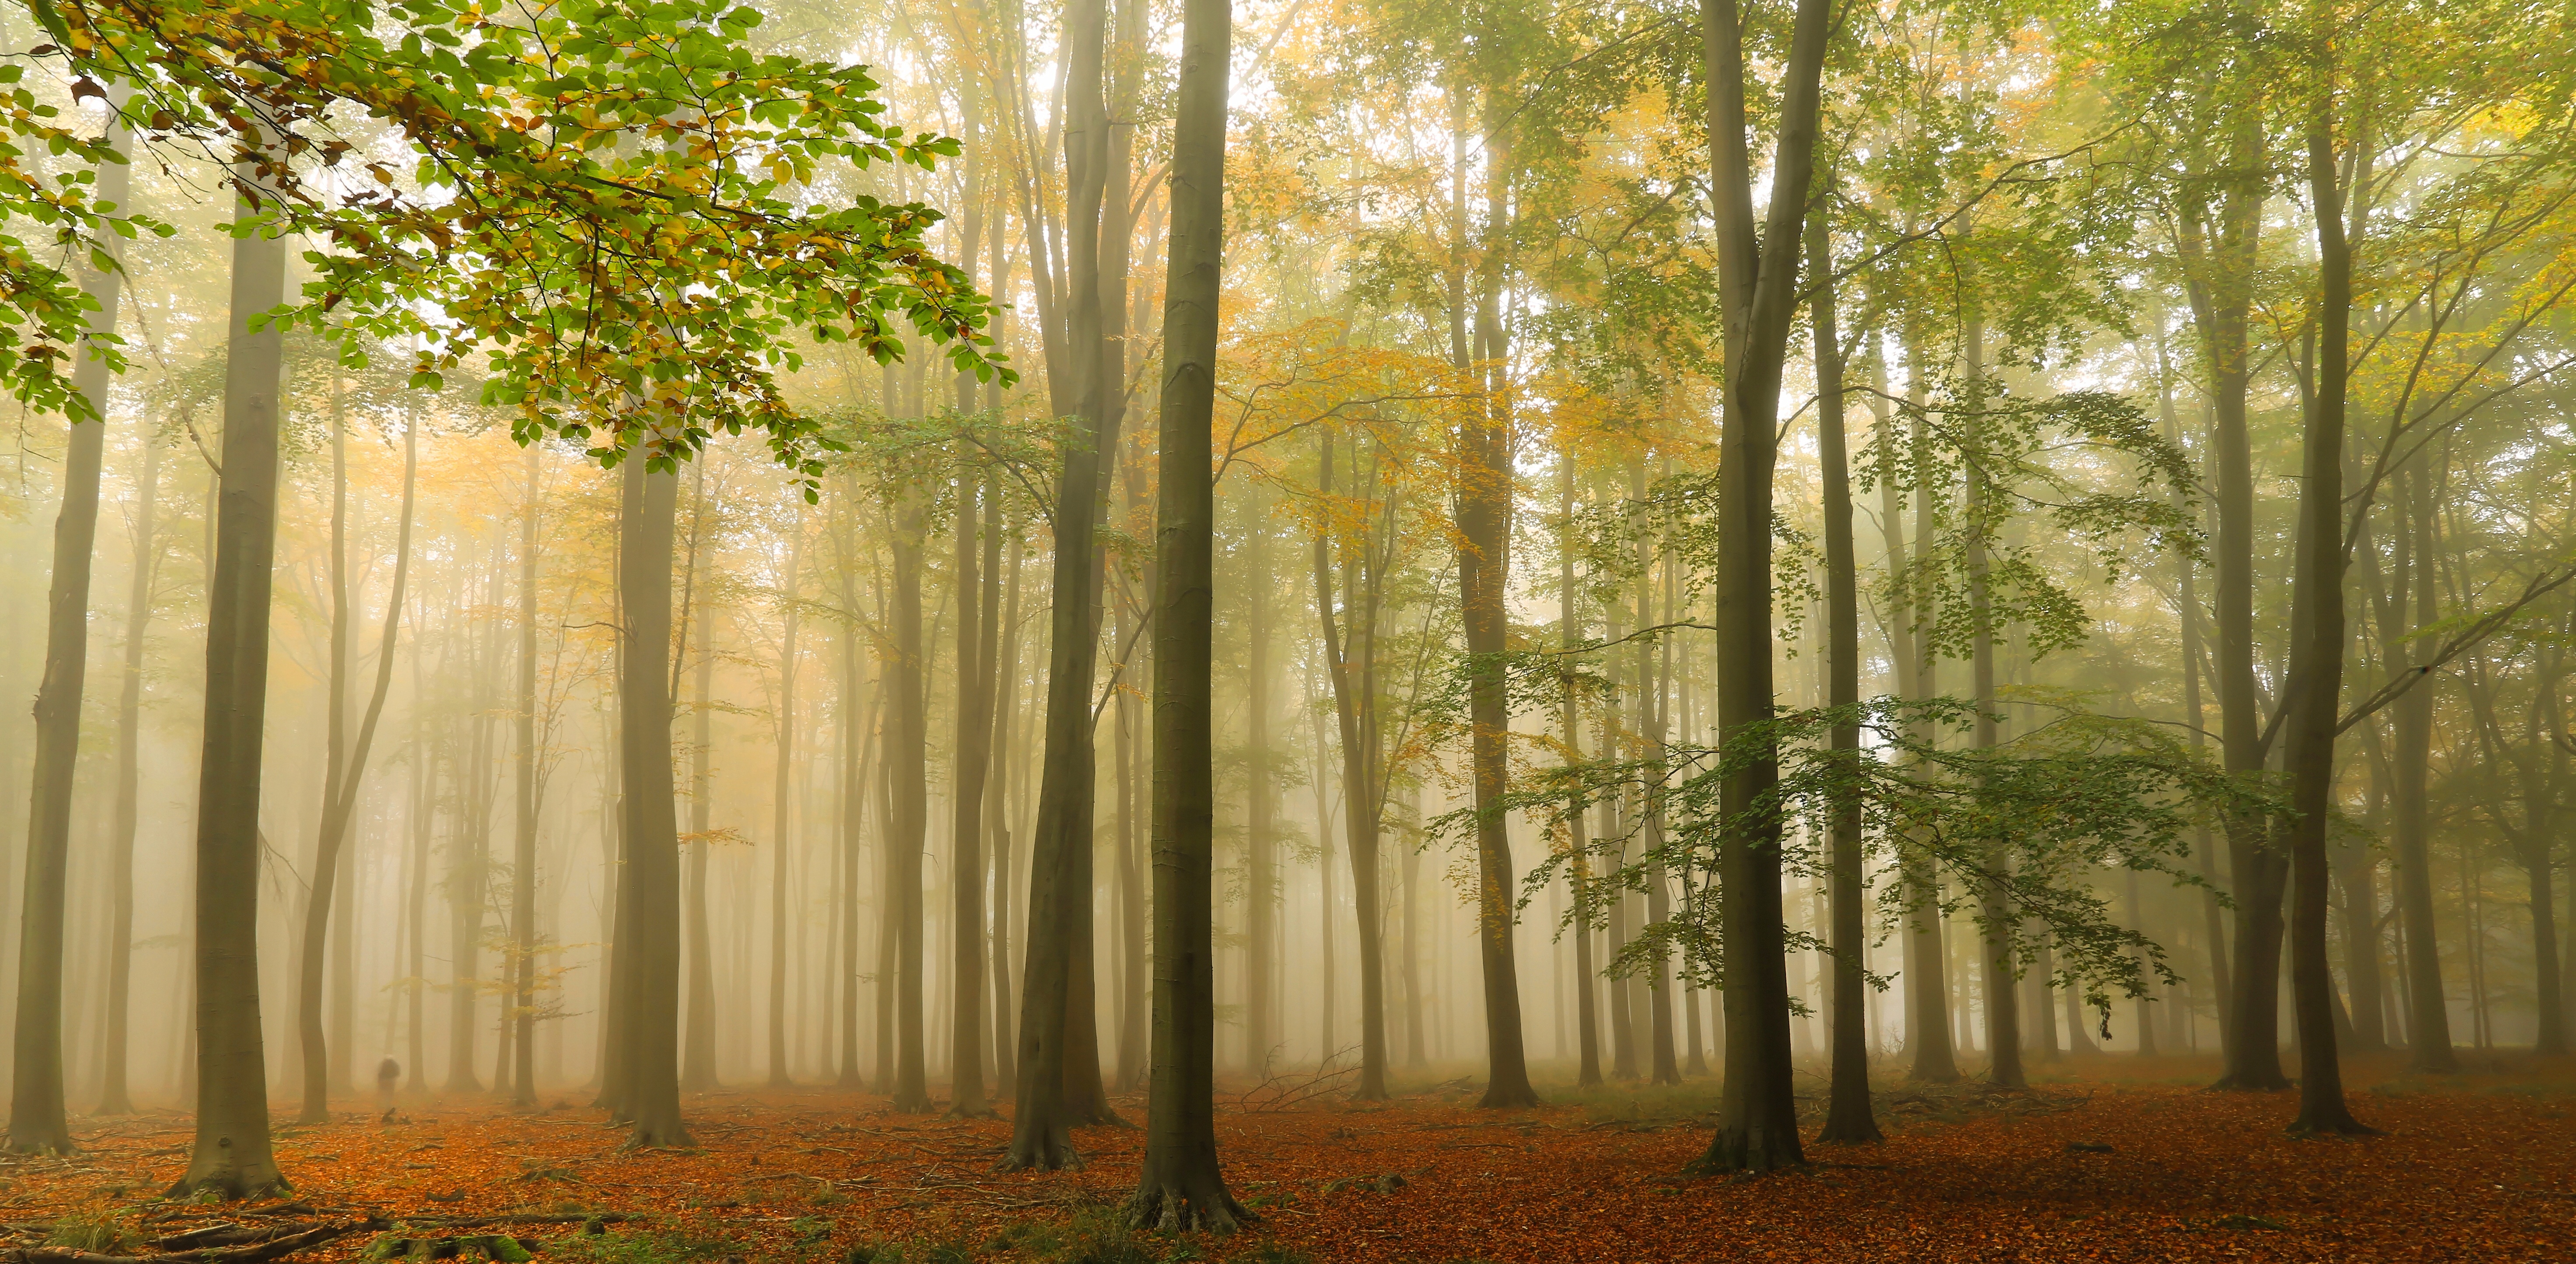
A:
[[5, 1052, 2571, 1262]]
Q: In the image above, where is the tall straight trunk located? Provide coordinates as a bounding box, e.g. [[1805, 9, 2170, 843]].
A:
[[406, 716, 431, 1093], [446, 713, 488, 1094], [612, 454, 689, 1145], [2283, 103, 2370, 1134], [768, 509, 805, 1086], [1461, 110, 1538, 1111], [171, 157, 290, 1197], [1959, 300, 2023, 1090], [988, 520, 1020, 1087], [1004, 0, 1120, 1170], [299, 393, 417, 1122], [1635, 464, 1679, 1087], [99, 424, 159, 1116], [683, 584, 720, 1091], [508, 443, 541, 1106], [888, 496, 932, 1112], [2527, 645, 2567, 1055], [1697, 0, 1833, 1173], [1559, 469, 1602, 1088], [1399, 790, 1426, 1069], [1809, 221, 1879, 1142], [949, 473, 996, 1116], [8, 90, 131, 1154], [2156, 321, 2237, 1034], [1875, 366, 1956, 1083], [2187, 124, 2287, 1091], [1244, 529, 1276, 1072], [2387, 462, 2455, 1069], [1129, 0, 1241, 1214], [1315, 439, 1390, 1101]]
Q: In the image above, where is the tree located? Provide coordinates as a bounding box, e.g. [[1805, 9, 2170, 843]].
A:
[[7, 82, 131, 1156], [1128, 0, 1244, 1227], [297, 385, 417, 1124], [1694, 0, 1837, 1175], [169, 145, 292, 1200]]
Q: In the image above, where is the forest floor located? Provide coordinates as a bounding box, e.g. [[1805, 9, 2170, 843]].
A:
[[5, 1052, 2572, 1263]]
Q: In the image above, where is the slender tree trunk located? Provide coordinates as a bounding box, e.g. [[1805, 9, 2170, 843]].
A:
[[682, 544, 720, 1091], [988, 520, 1019, 1088], [887, 495, 932, 1112], [1129, 0, 1243, 1214], [1244, 528, 1276, 1073], [1461, 110, 1538, 1111], [1696, 0, 1833, 1173], [615, 453, 690, 1147], [99, 422, 159, 1117], [170, 157, 290, 1197], [1004, 0, 1120, 1169], [1960, 297, 2024, 1091], [1560, 468, 1602, 1088], [1875, 363, 1957, 1083], [508, 443, 542, 1106], [1810, 220, 1879, 1142], [8, 90, 131, 1154], [1315, 439, 1390, 1101], [299, 394, 417, 1122], [2283, 107, 2370, 1133], [2389, 462, 2455, 1071], [949, 471, 996, 1116], [769, 509, 805, 1087]]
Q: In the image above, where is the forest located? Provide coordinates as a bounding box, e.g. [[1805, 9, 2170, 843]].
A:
[[0, 0, 2571, 1260]]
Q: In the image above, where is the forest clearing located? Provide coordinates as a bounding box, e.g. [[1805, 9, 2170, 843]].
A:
[[3, 0, 2575, 1260], [5, 1059, 2572, 1263]]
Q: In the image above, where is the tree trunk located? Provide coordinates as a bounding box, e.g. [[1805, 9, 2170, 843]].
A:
[[1244, 527, 1276, 1073], [683, 517, 721, 1091], [170, 159, 290, 1198], [1809, 219, 1879, 1142], [949, 471, 995, 1116], [1695, 0, 1833, 1173], [8, 90, 130, 1154], [988, 518, 1020, 1088], [2283, 105, 2370, 1134], [1461, 108, 1538, 1111], [888, 495, 932, 1112], [99, 417, 158, 1117], [1876, 360, 1958, 1084], [2390, 466, 2455, 1071], [299, 391, 417, 1123], [614, 453, 690, 1147], [1128, 0, 1244, 1214], [768, 507, 804, 1087], [1558, 467, 1602, 1089], [1315, 438, 1391, 1101], [1004, 0, 1121, 1169], [1959, 274, 2025, 1092]]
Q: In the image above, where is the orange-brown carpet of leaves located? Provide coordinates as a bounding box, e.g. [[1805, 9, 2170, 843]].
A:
[[6, 1053, 2571, 1262]]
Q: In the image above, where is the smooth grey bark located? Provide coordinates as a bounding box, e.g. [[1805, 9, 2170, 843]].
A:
[[1558, 468, 1602, 1089], [1960, 293, 2024, 1091], [682, 517, 720, 1092], [614, 454, 689, 1147], [1874, 361, 1958, 1084], [1696, 0, 1834, 1173], [1129, 0, 1243, 1217], [1460, 105, 1538, 1112], [99, 421, 159, 1117], [948, 472, 996, 1117], [2180, 124, 2288, 1092], [9, 89, 131, 1154], [2282, 107, 2370, 1134], [768, 505, 804, 1087], [1243, 526, 1276, 1072], [1004, 0, 1119, 1170], [170, 161, 290, 1198], [298, 393, 416, 1123], [887, 492, 931, 1112], [1315, 436, 1390, 1102], [988, 517, 1020, 1088], [509, 442, 541, 1106], [1810, 221, 1879, 1143]]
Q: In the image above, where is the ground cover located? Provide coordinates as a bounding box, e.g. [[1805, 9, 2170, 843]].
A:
[[4, 1054, 2569, 1263]]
